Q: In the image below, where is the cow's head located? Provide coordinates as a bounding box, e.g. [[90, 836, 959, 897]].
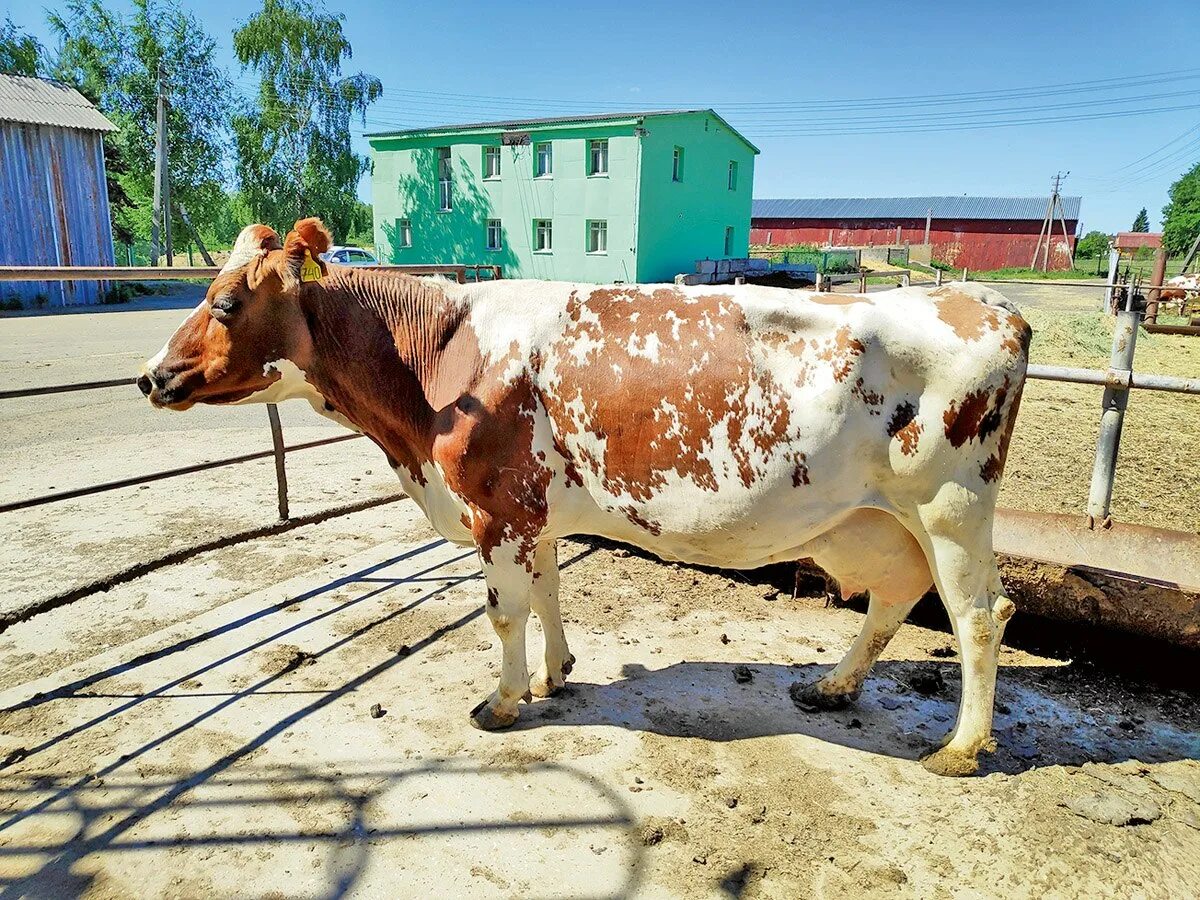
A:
[[138, 218, 332, 409]]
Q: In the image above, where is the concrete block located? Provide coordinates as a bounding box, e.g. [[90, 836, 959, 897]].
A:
[[678, 273, 714, 286], [748, 258, 770, 271], [717, 259, 731, 275], [729, 258, 747, 274], [696, 259, 717, 274]]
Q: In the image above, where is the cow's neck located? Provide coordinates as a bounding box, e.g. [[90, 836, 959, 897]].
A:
[[297, 271, 476, 479]]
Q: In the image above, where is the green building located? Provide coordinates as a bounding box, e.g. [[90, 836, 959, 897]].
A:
[[366, 109, 758, 284]]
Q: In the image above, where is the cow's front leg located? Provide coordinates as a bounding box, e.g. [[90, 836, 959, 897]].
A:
[[527, 541, 574, 698], [470, 542, 534, 731]]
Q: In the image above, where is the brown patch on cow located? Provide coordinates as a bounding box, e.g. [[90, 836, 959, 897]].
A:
[[942, 389, 991, 448], [815, 326, 866, 383], [851, 377, 884, 413], [459, 512, 472, 529], [933, 290, 1004, 342], [792, 454, 810, 486], [809, 293, 874, 306], [886, 402, 922, 456], [979, 454, 1004, 483], [622, 505, 663, 536], [542, 287, 804, 503], [978, 377, 1011, 442], [486, 587, 498, 608], [1000, 312, 1033, 357], [980, 383, 1025, 483]]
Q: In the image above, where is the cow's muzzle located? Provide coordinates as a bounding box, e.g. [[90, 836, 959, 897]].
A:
[[138, 367, 193, 408]]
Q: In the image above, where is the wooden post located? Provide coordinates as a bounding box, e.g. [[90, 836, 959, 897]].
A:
[[266, 404, 289, 521], [961, 266, 968, 282], [177, 202, 216, 266], [924, 208, 932, 244], [1145, 247, 1168, 323], [935, 268, 943, 286], [150, 63, 167, 267]]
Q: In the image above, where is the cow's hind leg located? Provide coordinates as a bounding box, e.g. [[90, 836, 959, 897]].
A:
[[907, 491, 1015, 776], [793, 509, 932, 710], [470, 542, 534, 731], [527, 541, 575, 698]]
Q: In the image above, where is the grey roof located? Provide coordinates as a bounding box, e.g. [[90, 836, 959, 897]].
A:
[[367, 108, 760, 153], [0, 74, 117, 132], [752, 195, 1082, 222]]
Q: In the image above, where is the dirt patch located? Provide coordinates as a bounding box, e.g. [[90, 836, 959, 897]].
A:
[[1000, 309, 1200, 533]]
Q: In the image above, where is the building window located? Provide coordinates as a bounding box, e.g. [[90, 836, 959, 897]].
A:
[[672, 146, 684, 182], [534, 219, 553, 252], [483, 146, 501, 180], [587, 220, 607, 254], [398, 218, 412, 248], [588, 139, 608, 176], [486, 219, 502, 251], [727, 160, 738, 191], [535, 142, 553, 177], [437, 147, 452, 211], [724, 226, 735, 257]]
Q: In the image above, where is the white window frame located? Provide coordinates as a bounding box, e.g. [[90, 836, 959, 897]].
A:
[[483, 145, 501, 180], [398, 218, 412, 248], [672, 146, 684, 182], [535, 141, 553, 177], [436, 147, 452, 211], [588, 139, 608, 176], [534, 219, 553, 253], [486, 218, 502, 252], [587, 219, 607, 255], [727, 160, 738, 191], [724, 226, 735, 257]]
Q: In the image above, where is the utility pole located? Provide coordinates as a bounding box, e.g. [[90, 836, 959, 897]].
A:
[[151, 63, 172, 267], [1031, 171, 1070, 272]]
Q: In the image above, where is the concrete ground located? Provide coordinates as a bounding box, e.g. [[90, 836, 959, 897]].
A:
[[2, 286, 1199, 897]]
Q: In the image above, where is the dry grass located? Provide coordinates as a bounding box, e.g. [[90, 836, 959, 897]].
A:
[[999, 309, 1200, 533]]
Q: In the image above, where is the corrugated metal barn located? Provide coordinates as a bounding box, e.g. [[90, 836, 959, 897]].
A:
[[0, 74, 117, 307], [751, 195, 1082, 271]]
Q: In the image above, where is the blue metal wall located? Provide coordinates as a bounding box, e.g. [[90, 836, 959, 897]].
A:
[[0, 122, 114, 307]]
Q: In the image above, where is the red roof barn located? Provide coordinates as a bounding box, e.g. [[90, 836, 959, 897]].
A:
[[751, 195, 1082, 271]]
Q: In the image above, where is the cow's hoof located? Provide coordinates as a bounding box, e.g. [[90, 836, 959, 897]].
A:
[[789, 680, 856, 712], [469, 699, 519, 731], [529, 671, 564, 698], [560, 653, 576, 676], [920, 746, 980, 777]]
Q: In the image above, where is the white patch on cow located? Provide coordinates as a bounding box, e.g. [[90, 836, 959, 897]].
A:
[[392, 461, 474, 547], [234, 359, 360, 432], [625, 329, 660, 362]]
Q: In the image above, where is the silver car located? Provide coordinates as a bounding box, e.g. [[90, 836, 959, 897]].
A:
[[322, 246, 378, 266]]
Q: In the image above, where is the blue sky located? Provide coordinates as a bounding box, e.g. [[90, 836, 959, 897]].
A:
[[10, 0, 1199, 233]]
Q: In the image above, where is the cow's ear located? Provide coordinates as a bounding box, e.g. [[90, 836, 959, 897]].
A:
[[278, 217, 334, 292]]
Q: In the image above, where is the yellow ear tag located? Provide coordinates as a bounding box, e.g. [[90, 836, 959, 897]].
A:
[[299, 251, 323, 284]]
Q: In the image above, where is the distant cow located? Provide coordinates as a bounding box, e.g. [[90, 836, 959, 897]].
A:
[[1160, 274, 1200, 317], [139, 218, 1031, 776]]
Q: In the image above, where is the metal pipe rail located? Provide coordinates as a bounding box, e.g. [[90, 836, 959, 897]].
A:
[[1026, 364, 1200, 395]]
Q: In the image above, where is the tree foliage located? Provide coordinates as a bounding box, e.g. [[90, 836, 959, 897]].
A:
[[1131, 207, 1149, 233], [0, 17, 45, 76], [1162, 162, 1200, 258], [233, 0, 381, 241], [1076, 230, 1110, 259], [49, 0, 232, 245]]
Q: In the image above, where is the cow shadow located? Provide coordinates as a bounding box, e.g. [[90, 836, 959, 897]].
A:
[[514, 658, 1200, 776]]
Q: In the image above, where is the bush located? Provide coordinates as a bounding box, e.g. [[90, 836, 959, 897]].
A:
[[1076, 230, 1110, 259], [0, 295, 23, 311], [928, 259, 955, 272]]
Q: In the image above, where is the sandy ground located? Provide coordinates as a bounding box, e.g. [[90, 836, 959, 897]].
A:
[[1, 282, 1199, 896], [1, 504, 1198, 898]]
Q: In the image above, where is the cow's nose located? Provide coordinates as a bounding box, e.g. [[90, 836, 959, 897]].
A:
[[136, 373, 154, 396]]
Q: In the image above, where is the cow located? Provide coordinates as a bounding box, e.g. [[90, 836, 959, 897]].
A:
[[1160, 274, 1200, 318], [139, 218, 1031, 776]]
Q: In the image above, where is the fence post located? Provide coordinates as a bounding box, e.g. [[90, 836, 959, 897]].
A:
[[961, 267, 968, 282], [1086, 309, 1138, 529], [266, 403, 289, 520], [935, 268, 943, 286], [900, 271, 910, 288]]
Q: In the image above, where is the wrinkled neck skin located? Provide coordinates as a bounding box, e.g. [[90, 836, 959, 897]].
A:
[[291, 269, 474, 480]]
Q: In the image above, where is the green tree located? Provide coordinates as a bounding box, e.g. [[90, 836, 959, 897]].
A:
[[1131, 207, 1150, 233], [0, 17, 45, 76], [1162, 162, 1200, 257], [233, 0, 381, 240], [1076, 230, 1110, 259], [49, 0, 232, 246]]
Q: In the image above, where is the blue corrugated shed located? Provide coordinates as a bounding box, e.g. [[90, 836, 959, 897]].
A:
[[753, 196, 1082, 222], [0, 75, 116, 307]]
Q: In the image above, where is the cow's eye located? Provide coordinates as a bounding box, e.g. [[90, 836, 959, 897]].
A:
[[211, 296, 241, 317]]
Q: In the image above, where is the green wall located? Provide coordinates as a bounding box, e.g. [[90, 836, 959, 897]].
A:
[[634, 112, 757, 283], [368, 111, 757, 284]]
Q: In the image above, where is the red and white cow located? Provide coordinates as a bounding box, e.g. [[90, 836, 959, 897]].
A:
[[1160, 274, 1200, 317], [139, 218, 1031, 776]]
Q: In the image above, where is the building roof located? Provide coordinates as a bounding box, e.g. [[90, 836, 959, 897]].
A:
[[752, 195, 1083, 222], [1113, 231, 1161, 250], [366, 108, 759, 153], [0, 74, 116, 132]]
